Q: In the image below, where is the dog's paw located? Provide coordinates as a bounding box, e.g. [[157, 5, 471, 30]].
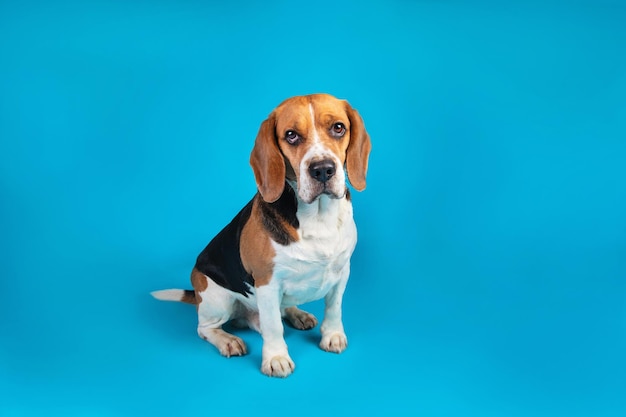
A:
[[320, 332, 348, 354], [284, 307, 318, 330], [199, 328, 247, 358], [216, 335, 247, 358], [261, 355, 295, 378]]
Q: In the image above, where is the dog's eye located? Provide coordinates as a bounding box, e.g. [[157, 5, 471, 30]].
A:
[[285, 130, 301, 145], [331, 122, 346, 137]]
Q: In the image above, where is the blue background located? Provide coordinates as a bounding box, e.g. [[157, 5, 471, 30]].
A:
[[1, 0, 625, 415]]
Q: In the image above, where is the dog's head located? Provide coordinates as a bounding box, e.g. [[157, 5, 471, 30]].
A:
[[250, 94, 371, 204]]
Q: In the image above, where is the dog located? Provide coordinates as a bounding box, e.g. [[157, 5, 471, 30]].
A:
[[151, 93, 371, 377]]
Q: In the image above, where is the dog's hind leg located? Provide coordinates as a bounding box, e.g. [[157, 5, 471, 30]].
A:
[[197, 326, 247, 358], [194, 274, 247, 358]]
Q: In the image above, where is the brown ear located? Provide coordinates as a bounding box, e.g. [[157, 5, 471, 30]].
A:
[[250, 113, 286, 202], [345, 103, 372, 191]]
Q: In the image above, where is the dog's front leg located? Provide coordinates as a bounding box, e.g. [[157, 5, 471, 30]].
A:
[[256, 282, 294, 377], [320, 264, 349, 353]]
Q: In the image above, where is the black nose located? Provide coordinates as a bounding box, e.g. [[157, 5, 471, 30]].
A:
[[308, 159, 336, 183]]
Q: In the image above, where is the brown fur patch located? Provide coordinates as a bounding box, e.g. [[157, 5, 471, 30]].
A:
[[180, 290, 197, 305], [250, 113, 285, 203], [278, 216, 299, 243], [190, 267, 208, 305], [257, 187, 299, 245], [344, 103, 371, 191], [240, 197, 278, 287]]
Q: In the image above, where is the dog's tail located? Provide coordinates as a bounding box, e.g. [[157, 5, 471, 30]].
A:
[[151, 289, 197, 305]]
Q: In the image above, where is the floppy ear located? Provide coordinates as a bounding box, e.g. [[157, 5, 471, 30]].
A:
[[345, 103, 372, 191], [250, 113, 286, 203]]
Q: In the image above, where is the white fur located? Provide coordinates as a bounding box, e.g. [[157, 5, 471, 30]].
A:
[[273, 194, 356, 308], [267, 193, 356, 366], [309, 103, 319, 144], [150, 289, 185, 301]]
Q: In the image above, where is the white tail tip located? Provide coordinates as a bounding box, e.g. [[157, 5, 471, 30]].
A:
[[151, 289, 185, 302]]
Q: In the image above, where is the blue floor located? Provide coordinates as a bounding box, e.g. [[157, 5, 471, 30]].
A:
[[1, 1, 625, 416]]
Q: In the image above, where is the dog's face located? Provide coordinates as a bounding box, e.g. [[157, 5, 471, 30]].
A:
[[250, 94, 371, 204]]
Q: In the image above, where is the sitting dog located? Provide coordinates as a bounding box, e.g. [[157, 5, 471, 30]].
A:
[[152, 93, 371, 377]]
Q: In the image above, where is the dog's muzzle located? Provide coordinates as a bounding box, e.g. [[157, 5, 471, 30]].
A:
[[301, 158, 346, 202]]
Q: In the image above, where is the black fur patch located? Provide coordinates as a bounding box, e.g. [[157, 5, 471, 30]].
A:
[[194, 185, 300, 296], [258, 184, 299, 245], [194, 199, 255, 297]]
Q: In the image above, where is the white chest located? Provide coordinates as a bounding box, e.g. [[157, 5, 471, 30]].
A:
[[271, 196, 357, 306]]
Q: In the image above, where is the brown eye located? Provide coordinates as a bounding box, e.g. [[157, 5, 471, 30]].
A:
[[285, 130, 301, 144], [331, 122, 346, 137]]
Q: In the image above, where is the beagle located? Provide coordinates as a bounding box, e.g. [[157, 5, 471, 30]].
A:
[[152, 93, 371, 377]]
